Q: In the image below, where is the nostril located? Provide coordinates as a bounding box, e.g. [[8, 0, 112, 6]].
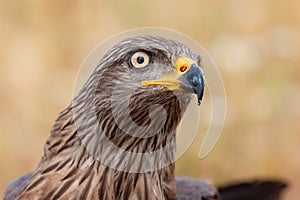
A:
[[180, 65, 188, 72]]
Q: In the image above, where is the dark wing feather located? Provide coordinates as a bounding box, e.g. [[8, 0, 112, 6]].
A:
[[4, 173, 33, 200], [218, 180, 288, 200], [175, 176, 220, 200]]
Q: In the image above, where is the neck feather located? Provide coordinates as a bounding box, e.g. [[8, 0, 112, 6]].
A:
[[19, 102, 181, 199]]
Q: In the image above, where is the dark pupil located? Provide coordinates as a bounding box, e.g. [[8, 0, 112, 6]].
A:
[[136, 56, 145, 64]]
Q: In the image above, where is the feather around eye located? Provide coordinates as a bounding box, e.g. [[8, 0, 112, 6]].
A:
[[130, 51, 150, 68]]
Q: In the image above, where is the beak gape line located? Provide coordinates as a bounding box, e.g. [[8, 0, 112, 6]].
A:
[[141, 58, 205, 106]]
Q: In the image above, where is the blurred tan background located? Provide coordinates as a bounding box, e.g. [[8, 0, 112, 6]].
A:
[[0, 0, 299, 199]]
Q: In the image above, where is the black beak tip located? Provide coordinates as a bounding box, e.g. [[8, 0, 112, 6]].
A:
[[196, 89, 204, 106], [198, 99, 202, 106]]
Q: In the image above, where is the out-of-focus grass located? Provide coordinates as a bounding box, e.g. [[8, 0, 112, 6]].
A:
[[0, 0, 299, 199]]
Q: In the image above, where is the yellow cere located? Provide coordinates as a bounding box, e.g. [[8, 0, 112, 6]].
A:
[[176, 57, 194, 75]]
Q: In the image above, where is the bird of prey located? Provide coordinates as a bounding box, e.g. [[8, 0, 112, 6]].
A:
[[4, 36, 287, 200]]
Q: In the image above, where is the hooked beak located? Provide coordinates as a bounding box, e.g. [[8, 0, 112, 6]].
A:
[[142, 57, 205, 106]]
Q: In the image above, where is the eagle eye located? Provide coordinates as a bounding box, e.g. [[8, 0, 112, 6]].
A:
[[130, 51, 150, 68]]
